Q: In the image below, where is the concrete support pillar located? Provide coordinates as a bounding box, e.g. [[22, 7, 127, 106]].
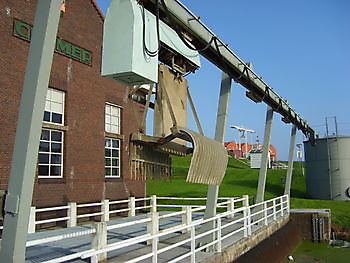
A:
[[92, 222, 107, 262], [256, 105, 274, 203], [147, 212, 159, 245], [0, 1, 63, 262], [101, 200, 109, 222], [150, 195, 157, 213], [227, 198, 235, 219], [28, 206, 36, 234], [202, 72, 231, 248], [284, 125, 297, 196], [182, 206, 192, 233], [128, 196, 136, 217], [67, 202, 77, 228]]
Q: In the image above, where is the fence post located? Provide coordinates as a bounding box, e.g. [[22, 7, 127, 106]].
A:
[[92, 222, 107, 262], [286, 195, 290, 214], [151, 195, 157, 213], [216, 217, 222, 252], [67, 202, 77, 227], [28, 206, 36, 233], [182, 206, 192, 233], [227, 198, 235, 219], [243, 195, 250, 237], [243, 195, 249, 207], [273, 199, 277, 221], [264, 202, 268, 226], [243, 208, 248, 237], [101, 200, 109, 222], [280, 197, 284, 217], [147, 211, 159, 245], [190, 226, 196, 263], [128, 196, 136, 217], [247, 207, 252, 236]]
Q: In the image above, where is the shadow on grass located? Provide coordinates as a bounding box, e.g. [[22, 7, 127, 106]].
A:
[[227, 179, 308, 198]]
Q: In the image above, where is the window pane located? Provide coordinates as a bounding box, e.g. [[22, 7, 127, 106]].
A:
[[39, 142, 49, 152], [105, 115, 111, 124], [52, 113, 62, 124], [105, 138, 111, 147], [111, 116, 118, 125], [51, 154, 62, 164], [105, 168, 111, 176], [51, 102, 63, 114], [105, 104, 111, 115], [105, 123, 111, 133], [38, 153, 49, 164], [112, 139, 119, 148], [112, 150, 119, 157], [112, 158, 119, 167], [51, 131, 62, 142], [38, 165, 49, 176], [111, 125, 119, 134], [112, 168, 119, 177], [50, 166, 61, 176], [105, 158, 111, 167], [51, 89, 64, 103], [41, 129, 50, 140], [51, 143, 62, 153], [105, 148, 111, 157], [111, 107, 119, 116], [43, 111, 50, 122]]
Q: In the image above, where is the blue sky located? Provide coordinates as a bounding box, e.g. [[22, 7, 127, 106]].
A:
[[97, 0, 350, 160]]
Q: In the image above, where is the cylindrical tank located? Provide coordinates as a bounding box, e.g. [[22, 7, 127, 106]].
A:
[[304, 136, 350, 201]]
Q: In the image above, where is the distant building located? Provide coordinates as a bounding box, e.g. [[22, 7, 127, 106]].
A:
[[224, 141, 277, 161]]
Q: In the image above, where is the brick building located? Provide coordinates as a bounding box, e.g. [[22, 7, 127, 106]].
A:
[[0, 0, 145, 208]]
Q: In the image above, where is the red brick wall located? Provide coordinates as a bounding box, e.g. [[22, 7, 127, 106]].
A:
[[0, 0, 145, 208]]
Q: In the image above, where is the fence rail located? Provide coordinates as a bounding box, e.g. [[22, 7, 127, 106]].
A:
[[1, 194, 289, 262]]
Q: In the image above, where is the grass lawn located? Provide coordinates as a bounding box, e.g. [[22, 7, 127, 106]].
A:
[[147, 155, 350, 228], [282, 241, 350, 263]]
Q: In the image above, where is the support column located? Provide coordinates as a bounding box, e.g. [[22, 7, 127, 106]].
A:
[[256, 105, 274, 203], [204, 72, 231, 219], [202, 72, 231, 248], [284, 125, 297, 196], [0, 1, 63, 262]]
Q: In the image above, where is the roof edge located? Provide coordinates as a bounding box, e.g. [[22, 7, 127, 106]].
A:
[[91, 0, 105, 21]]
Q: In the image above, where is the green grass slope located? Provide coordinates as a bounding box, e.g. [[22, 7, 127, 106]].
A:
[[147, 156, 350, 228]]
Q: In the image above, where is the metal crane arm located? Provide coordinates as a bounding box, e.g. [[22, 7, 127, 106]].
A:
[[145, 0, 314, 140]]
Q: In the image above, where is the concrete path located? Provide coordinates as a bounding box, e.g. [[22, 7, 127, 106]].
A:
[[24, 211, 270, 263]]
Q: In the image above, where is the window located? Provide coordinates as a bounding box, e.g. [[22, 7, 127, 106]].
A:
[[44, 88, 65, 125], [38, 129, 63, 178], [38, 88, 65, 178], [105, 138, 120, 178], [105, 103, 121, 134]]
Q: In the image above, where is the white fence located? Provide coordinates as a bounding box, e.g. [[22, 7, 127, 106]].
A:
[[3, 194, 290, 263]]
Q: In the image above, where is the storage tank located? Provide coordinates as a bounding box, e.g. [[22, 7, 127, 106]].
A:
[[304, 136, 350, 201]]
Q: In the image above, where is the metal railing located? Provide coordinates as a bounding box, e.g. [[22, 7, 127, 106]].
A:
[[2, 194, 290, 262]]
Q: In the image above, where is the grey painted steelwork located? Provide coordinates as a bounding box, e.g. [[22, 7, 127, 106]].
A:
[[284, 125, 297, 196], [147, 0, 314, 139], [180, 128, 228, 185], [202, 72, 231, 248], [256, 105, 274, 203], [304, 136, 350, 201], [0, 1, 63, 262]]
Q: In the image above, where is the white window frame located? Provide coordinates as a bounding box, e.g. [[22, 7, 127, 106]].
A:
[[105, 137, 121, 178], [105, 103, 121, 134], [38, 128, 64, 178], [44, 88, 65, 126]]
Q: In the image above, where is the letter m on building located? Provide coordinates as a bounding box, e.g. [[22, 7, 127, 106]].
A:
[[56, 38, 71, 56]]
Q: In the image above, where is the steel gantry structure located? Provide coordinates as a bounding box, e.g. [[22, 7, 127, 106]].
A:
[[143, 0, 315, 237], [0, 0, 314, 262]]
